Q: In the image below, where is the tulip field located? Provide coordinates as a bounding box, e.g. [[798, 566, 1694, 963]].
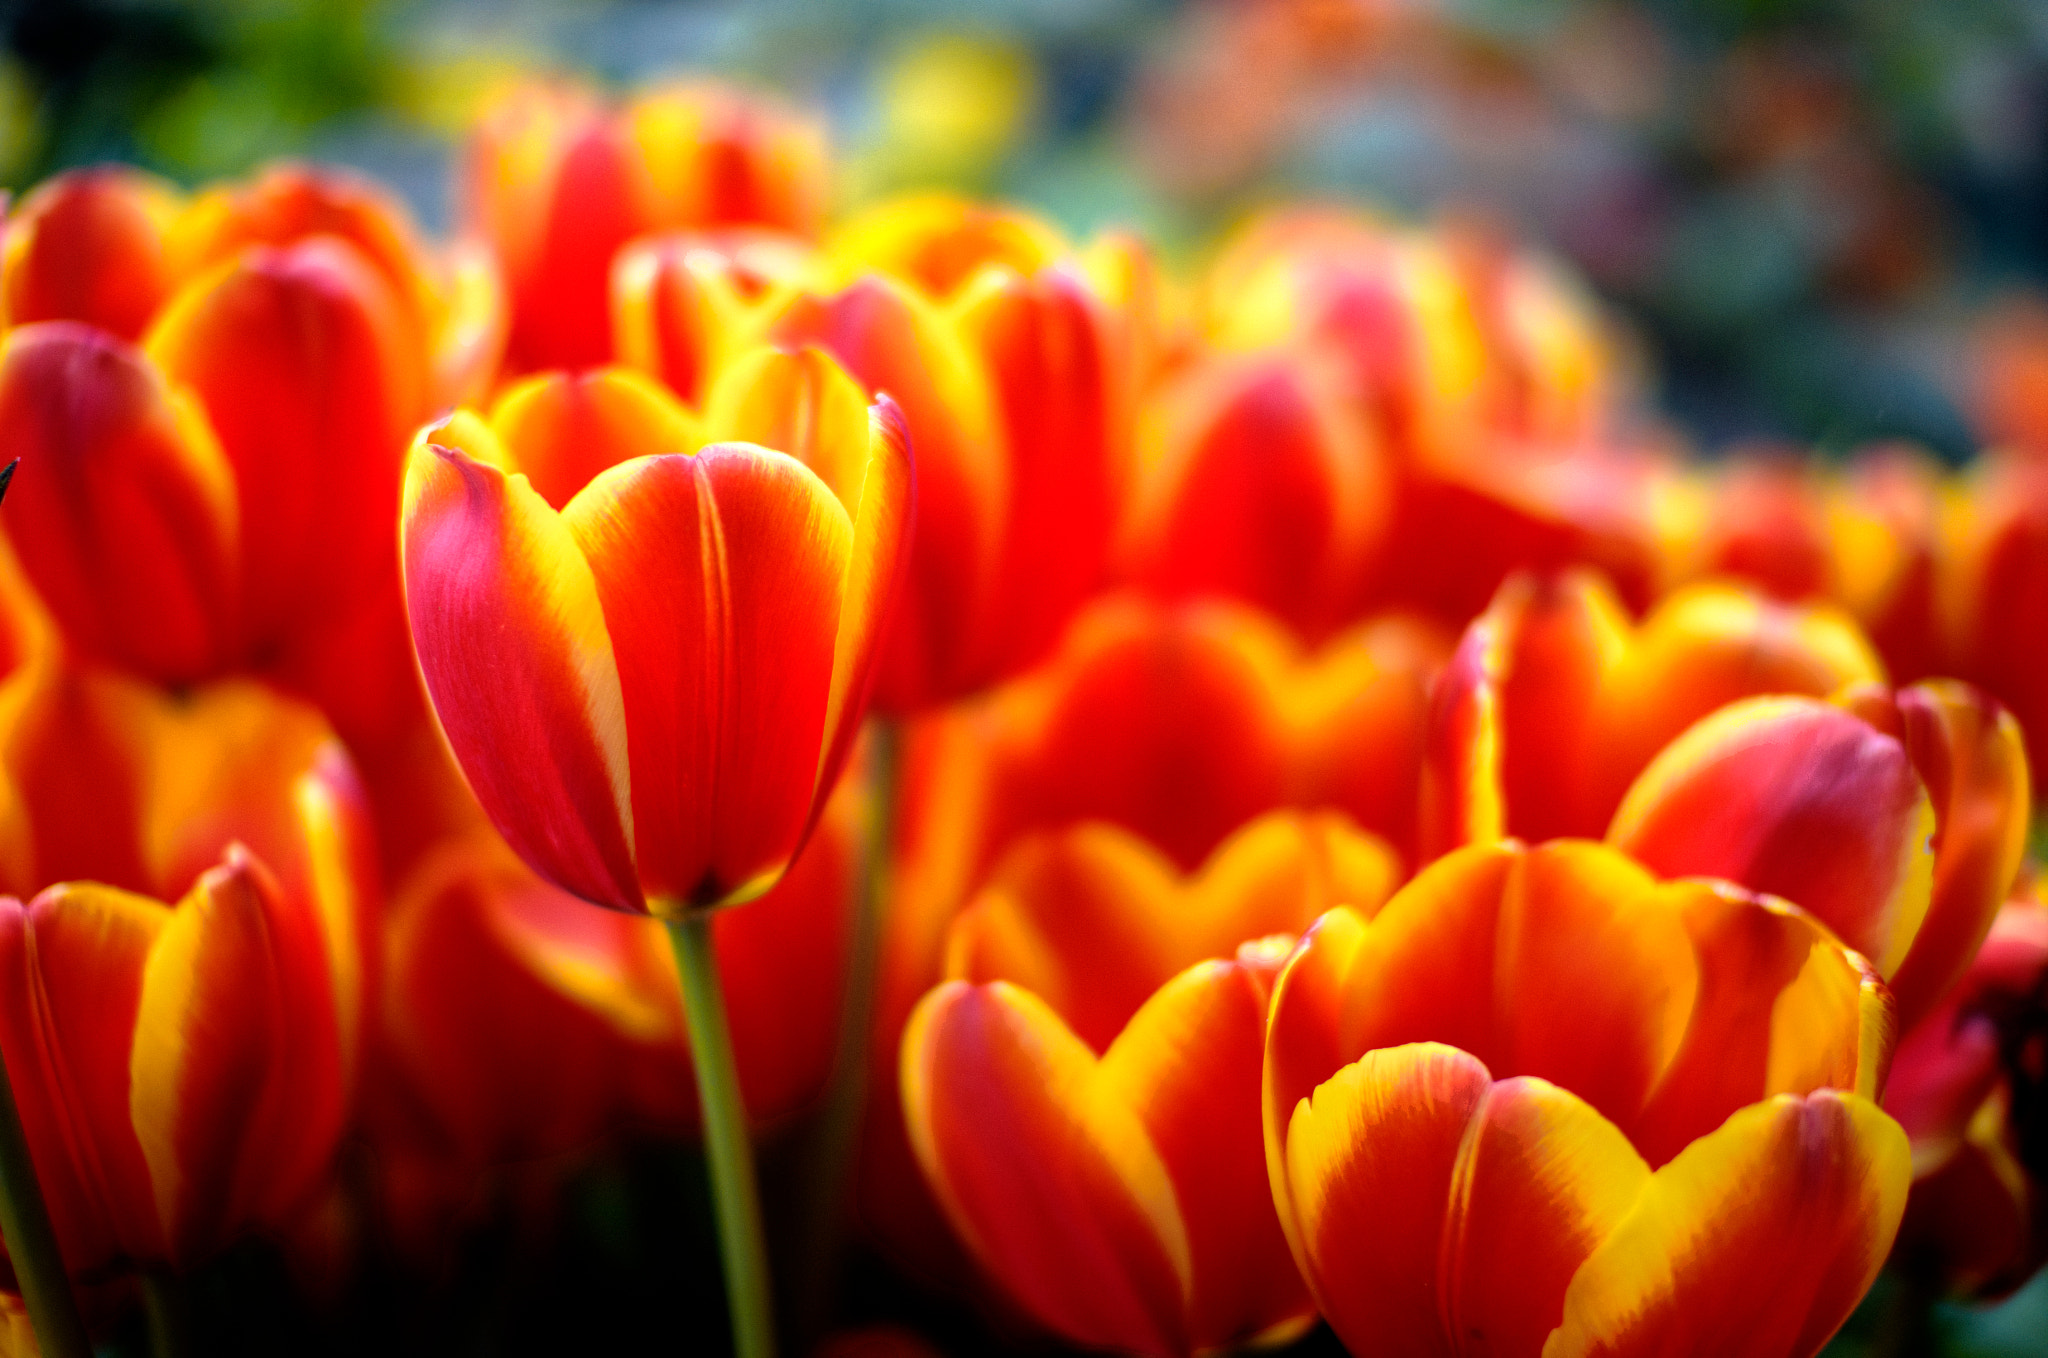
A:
[[0, 7, 2043, 1357]]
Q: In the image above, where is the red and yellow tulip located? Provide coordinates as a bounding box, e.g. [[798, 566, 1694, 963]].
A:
[[1264, 839, 1908, 1357], [903, 809, 1397, 1355], [399, 345, 912, 913], [0, 656, 374, 1275]]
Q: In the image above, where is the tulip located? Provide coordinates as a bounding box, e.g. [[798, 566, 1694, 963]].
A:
[[1264, 839, 1908, 1357], [1610, 680, 2029, 1030], [903, 809, 1397, 1355], [372, 777, 860, 1255], [1, 168, 179, 341], [864, 594, 1444, 1276], [400, 344, 911, 913], [0, 200, 440, 749], [1947, 455, 2048, 777], [0, 655, 374, 1276], [402, 343, 910, 1358], [742, 195, 1133, 709], [1421, 571, 1888, 853], [465, 79, 828, 372], [1662, 447, 1945, 683], [611, 228, 817, 408], [4, 162, 504, 410], [1885, 887, 2048, 1297], [1117, 349, 1392, 639]]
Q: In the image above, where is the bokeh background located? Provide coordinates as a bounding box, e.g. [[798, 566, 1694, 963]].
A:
[[6, 2, 2048, 1354], [11, 0, 2048, 466]]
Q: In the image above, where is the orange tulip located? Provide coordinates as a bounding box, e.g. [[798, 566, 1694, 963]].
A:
[[742, 195, 1135, 709], [903, 809, 1397, 1355], [1885, 886, 2048, 1298], [371, 778, 859, 1250], [1264, 839, 1907, 1358], [0, 656, 375, 1275], [611, 227, 817, 408], [465, 79, 828, 372], [399, 346, 912, 913]]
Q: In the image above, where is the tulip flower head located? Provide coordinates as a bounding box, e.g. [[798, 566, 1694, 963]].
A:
[[1264, 839, 1908, 1358], [0, 657, 375, 1275], [904, 809, 1398, 1356], [400, 346, 913, 914]]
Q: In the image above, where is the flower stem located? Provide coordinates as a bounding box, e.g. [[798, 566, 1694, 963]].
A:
[[667, 912, 775, 1358], [0, 1044, 90, 1358]]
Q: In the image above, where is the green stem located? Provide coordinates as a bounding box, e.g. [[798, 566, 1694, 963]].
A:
[[141, 1268, 191, 1358], [789, 718, 899, 1339], [0, 1042, 90, 1358], [668, 912, 775, 1358]]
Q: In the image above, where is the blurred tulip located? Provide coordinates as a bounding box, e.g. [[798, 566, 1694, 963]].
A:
[[611, 228, 816, 408], [748, 196, 1134, 709], [465, 79, 828, 372], [400, 349, 912, 913], [0, 656, 375, 1275], [904, 809, 1395, 1355], [371, 778, 859, 1251], [1265, 839, 1907, 1357], [1423, 571, 1889, 853], [2, 167, 179, 341], [864, 594, 1444, 1275], [1947, 455, 2048, 777], [1119, 349, 1391, 638], [1885, 887, 2048, 1298]]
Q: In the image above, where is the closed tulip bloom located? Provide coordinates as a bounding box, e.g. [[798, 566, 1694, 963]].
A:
[[764, 196, 1132, 709], [1884, 888, 2048, 1298], [0, 657, 375, 1274], [1, 167, 179, 340], [1422, 571, 1887, 854], [611, 228, 817, 408], [466, 79, 828, 372], [400, 347, 912, 913], [1264, 840, 1907, 1358], [904, 810, 1397, 1356], [1119, 349, 1391, 639], [1610, 681, 2029, 1029]]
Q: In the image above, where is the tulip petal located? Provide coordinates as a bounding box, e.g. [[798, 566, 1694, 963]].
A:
[[1629, 884, 1890, 1165], [1444, 1076, 1653, 1357], [774, 277, 1003, 709], [147, 239, 426, 642], [0, 883, 167, 1268], [401, 442, 641, 911], [902, 981, 1191, 1357], [1880, 681, 2029, 1029], [130, 849, 344, 1263], [563, 445, 851, 907], [1280, 1042, 1491, 1356], [1105, 948, 1313, 1350], [1609, 695, 1934, 977], [1545, 1091, 1909, 1358], [490, 366, 702, 510], [0, 323, 239, 680]]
